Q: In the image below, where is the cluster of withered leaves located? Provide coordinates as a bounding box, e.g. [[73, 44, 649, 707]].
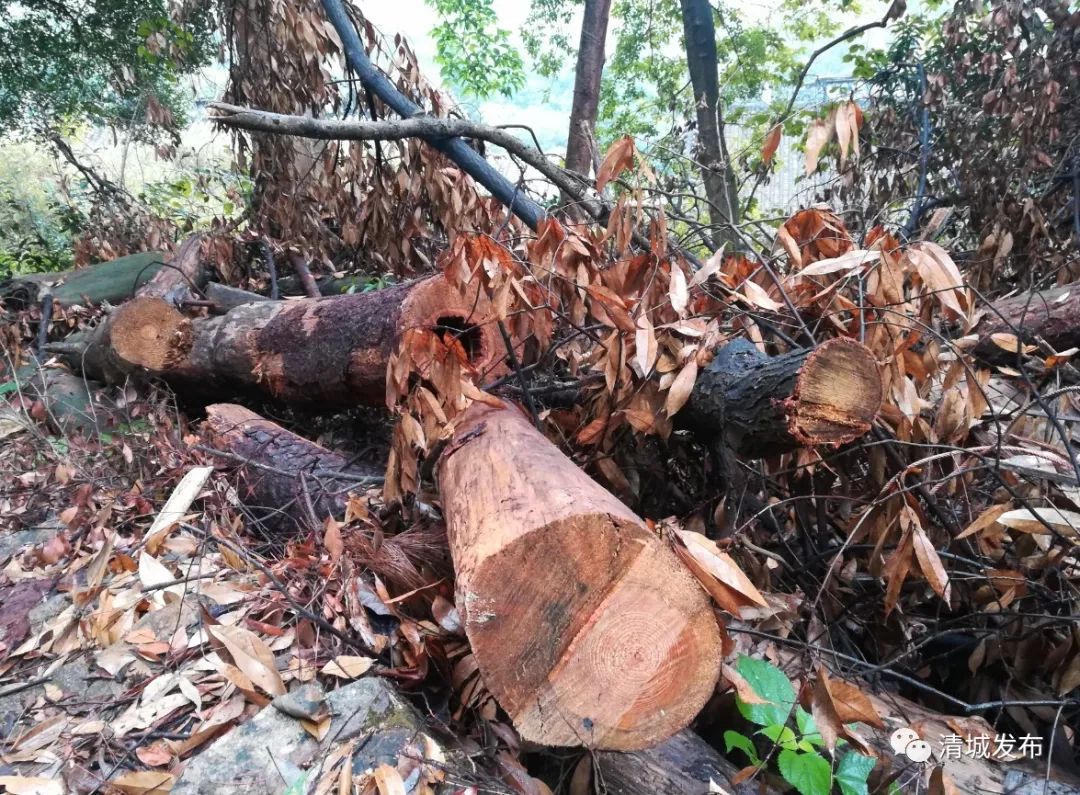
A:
[[222, 0, 516, 278], [841, 0, 1080, 291], [0, 346, 518, 793]]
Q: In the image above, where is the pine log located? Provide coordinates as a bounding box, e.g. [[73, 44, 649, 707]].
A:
[[685, 337, 882, 457], [594, 729, 780, 794], [201, 403, 378, 533], [0, 251, 165, 308], [58, 276, 505, 404], [436, 399, 723, 750], [973, 284, 1080, 361], [138, 234, 206, 305]]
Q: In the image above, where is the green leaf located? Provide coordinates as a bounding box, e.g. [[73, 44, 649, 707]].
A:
[[723, 730, 761, 765], [777, 750, 832, 795], [758, 724, 800, 750], [836, 751, 877, 795], [734, 655, 796, 727], [795, 706, 817, 737]]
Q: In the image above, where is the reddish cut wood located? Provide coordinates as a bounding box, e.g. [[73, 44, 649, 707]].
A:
[[66, 276, 504, 405], [686, 337, 883, 457], [437, 399, 722, 750]]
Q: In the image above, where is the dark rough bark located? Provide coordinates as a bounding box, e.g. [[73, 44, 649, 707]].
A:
[[138, 234, 206, 305], [685, 337, 883, 457], [287, 252, 321, 298], [202, 403, 377, 533], [59, 276, 505, 406], [0, 251, 165, 309], [973, 284, 1080, 361], [595, 729, 780, 794], [204, 282, 269, 313], [679, 0, 739, 248], [563, 0, 612, 189]]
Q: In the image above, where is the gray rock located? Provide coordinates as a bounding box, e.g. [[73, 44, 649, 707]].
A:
[[174, 677, 425, 795]]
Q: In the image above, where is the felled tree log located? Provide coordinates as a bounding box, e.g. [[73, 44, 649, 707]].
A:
[[685, 337, 883, 457], [594, 729, 780, 794], [57, 276, 504, 404], [5, 363, 114, 437], [0, 251, 165, 309], [437, 399, 722, 750], [202, 403, 378, 533], [972, 284, 1080, 361], [138, 234, 206, 305]]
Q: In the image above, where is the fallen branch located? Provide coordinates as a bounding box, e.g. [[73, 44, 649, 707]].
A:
[[209, 101, 600, 225], [202, 403, 379, 534]]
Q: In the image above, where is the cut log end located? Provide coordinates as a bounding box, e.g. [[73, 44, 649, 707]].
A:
[[110, 297, 191, 371], [401, 277, 503, 378], [785, 337, 882, 447], [478, 518, 722, 750], [442, 402, 721, 751]]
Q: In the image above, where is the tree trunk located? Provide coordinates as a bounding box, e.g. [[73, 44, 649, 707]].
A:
[[686, 337, 883, 457], [973, 284, 1080, 362], [563, 0, 612, 196], [594, 729, 781, 794], [436, 399, 723, 750], [679, 0, 739, 248], [59, 276, 504, 405], [138, 234, 206, 305], [0, 251, 165, 309], [202, 403, 378, 534]]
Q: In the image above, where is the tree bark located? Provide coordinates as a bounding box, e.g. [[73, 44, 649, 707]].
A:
[[138, 234, 206, 305], [563, 0, 612, 193], [685, 337, 883, 457], [973, 284, 1080, 362], [0, 251, 165, 309], [436, 399, 723, 750], [594, 729, 780, 794], [58, 276, 504, 406], [202, 403, 377, 534], [679, 0, 740, 248], [204, 282, 269, 313]]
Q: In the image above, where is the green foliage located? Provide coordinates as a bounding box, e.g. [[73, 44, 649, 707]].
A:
[[734, 653, 796, 727], [0, 0, 214, 137], [835, 751, 877, 795], [426, 0, 526, 99], [0, 142, 75, 276], [725, 656, 876, 795], [137, 165, 251, 230], [778, 748, 834, 795]]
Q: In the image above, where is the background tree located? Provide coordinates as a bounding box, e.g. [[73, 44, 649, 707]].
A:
[[564, 0, 613, 184], [0, 0, 213, 141], [844, 0, 1079, 291]]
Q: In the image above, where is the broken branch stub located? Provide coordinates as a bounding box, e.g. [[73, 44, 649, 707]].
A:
[[437, 399, 722, 750]]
